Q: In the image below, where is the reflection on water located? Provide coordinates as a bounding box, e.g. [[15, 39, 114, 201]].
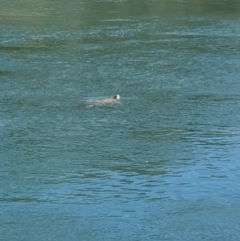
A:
[[1, 0, 240, 240]]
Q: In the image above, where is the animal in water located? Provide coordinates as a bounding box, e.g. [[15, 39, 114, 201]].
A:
[[86, 94, 120, 107]]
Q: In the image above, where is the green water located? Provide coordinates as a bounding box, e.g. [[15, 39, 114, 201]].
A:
[[1, 0, 240, 240]]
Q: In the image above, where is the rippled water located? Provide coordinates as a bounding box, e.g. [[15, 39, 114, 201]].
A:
[[1, 0, 240, 240]]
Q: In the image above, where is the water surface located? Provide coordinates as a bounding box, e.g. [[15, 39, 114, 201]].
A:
[[1, 0, 240, 240]]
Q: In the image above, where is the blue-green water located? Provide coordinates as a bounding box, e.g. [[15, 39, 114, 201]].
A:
[[1, 0, 240, 240]]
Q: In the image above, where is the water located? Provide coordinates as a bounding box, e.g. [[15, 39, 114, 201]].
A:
[[1, 0, 240, 240]]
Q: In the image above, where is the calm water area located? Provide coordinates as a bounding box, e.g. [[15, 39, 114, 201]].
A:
[[1, 0, 240, 240]]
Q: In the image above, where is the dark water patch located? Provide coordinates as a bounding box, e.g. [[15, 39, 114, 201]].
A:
[[0, 38, 69, 54], [188, 93, 240, 103], [0, 70, 12, 76], [0, 196, 43, 203]]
